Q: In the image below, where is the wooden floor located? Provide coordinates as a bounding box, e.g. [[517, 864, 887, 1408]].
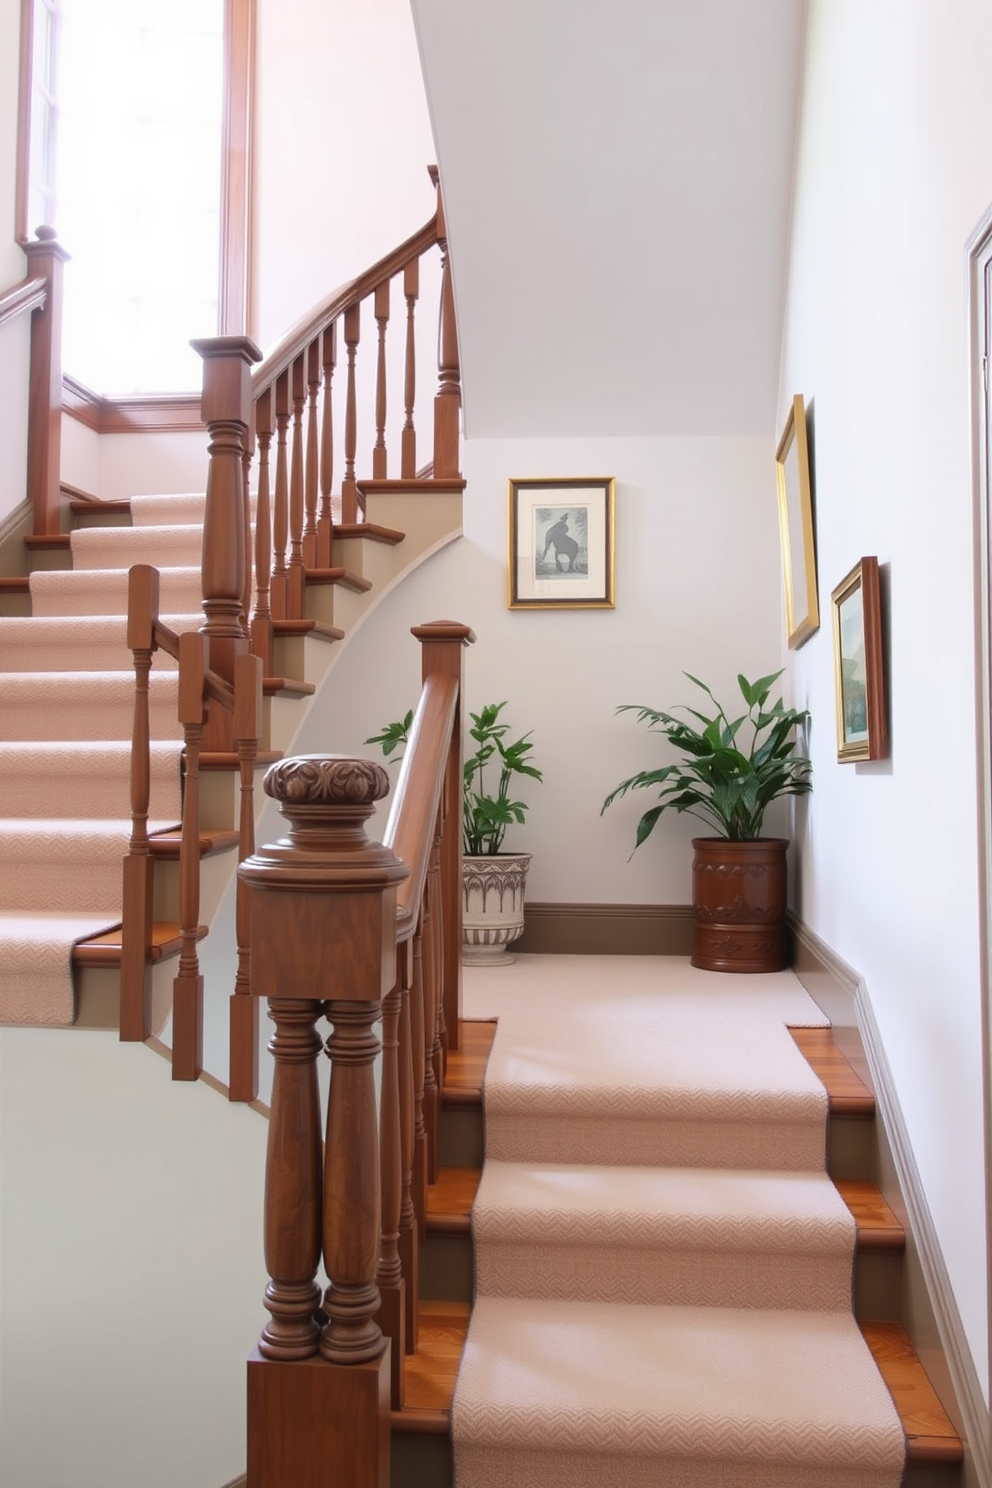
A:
[[392, 1015, 963, 1470]]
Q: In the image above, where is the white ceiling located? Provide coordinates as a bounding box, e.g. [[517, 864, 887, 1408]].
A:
[[411, 0, 807, 439]]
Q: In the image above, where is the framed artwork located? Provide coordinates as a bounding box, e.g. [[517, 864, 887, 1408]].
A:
[[831, 556, 888, 762], [508, 477, 616, 610], [775, 394, 819, 648]]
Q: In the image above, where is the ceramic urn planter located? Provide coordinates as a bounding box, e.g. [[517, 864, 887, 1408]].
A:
[[462, 852, 532, 965], [691, 837, 789, 973]]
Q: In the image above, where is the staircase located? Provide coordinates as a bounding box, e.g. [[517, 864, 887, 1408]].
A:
[[397, 968, 965, 1488]]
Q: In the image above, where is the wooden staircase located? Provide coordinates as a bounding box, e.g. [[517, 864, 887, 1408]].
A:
[[395, 1019, 964, 1488]]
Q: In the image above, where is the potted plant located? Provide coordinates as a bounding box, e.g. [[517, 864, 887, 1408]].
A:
[[601, 670, 812, 972], [367, 701, 543, 965]]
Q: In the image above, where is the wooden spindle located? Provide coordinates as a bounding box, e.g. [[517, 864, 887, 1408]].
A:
[[396, 939, 419, 1352], [259, 998, 323, 1359], [287, 354, 306, 618], [23, 228, 68, 537], [422, 871, 440, 1186], [341, 302, 360, 523], [430, 848, 447, 1085], [409, 923, 428, 1241], [250, 386, 274, 672], [317, 321, 337, 566], [429, 168, 461, 479], [373, 279, 390, 480], [303, 339, 320, 568], [271, 369, 290, 621], [376, 973, 405, 1406], [241, 428, 254, 637], [172, 630, 206, 1081], [230, 651, 263, 1103], [120, 563, 159, 1043], [191, 336, 261, 688], [401, 257, 419, 479]]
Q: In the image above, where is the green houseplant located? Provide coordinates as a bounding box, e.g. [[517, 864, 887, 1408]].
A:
[[367, 701, 543, 964], [601, 669, 811, 972]]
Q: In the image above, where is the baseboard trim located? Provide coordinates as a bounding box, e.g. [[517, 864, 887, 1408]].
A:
[[516, 902, 695, 956], [791, 916, 991, 1488]]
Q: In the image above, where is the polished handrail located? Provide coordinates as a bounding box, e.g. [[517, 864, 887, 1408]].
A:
[[0, 273, 47, 329]]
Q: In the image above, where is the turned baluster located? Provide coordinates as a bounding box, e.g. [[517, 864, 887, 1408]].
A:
[[341, 302, 360, 523], [241, 427, 254, 637], [373, 279, 390, 479], [172, 630, 207, 1081], [23, 228, 68, 537], [230, 652, 263, 1103], [430, 845, 448, 1086], [303, 339, 321, 569], [401, 258, 419, 479], [191, 336, 261, 688], [421, 883, 440, 1186], [376, 971, 405, 1405], [270, 369, 290, 620], [287, 354, 307, 618], [409, 922, 429, 1239], [396, 939, 420, 1352], [120, 563, 159, 1043], [429, 167, 461, 479], [250, 386, 274, 672], [259, 998, 324, 1359], [317, 322, 337, 566]]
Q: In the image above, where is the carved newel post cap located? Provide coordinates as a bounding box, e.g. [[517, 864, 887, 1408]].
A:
[[263, 754, 390, 809]]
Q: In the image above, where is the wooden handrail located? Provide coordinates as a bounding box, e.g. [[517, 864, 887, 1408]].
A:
[[250, 216, 438, 396], [0, 273, 47, 329], [385, 670, 459, 937]]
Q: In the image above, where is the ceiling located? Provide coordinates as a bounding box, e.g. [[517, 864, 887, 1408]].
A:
[[411, 0, 807, 439]]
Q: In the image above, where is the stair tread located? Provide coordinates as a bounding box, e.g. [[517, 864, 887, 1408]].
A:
[[149, 828, 240, 857], [441, 1018, 496, 1107], [334, 521, 405, 545], [789, 1025, 876, 1114], [394, 1300, 470, 1420], [271, 618, 345, 641], [73, 920, 204, 966], [263, 675, 316, 697], [304, 565, 373, 592], [860, 1320, 964, 1462]]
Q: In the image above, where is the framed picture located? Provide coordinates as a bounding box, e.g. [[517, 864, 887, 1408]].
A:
[[775, 395, 819, 648], [508, 477, 616, 610], [831, 556, 888, 762]]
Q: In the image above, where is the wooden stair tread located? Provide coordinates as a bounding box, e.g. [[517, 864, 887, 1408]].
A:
[[441, 1018, 496, 1107], [200, 750, 282, 770], [304, 565, 373, 592], [0, 576, 30, 593], [73, 921, 204, 966], [357, 476, 467, 496], [861, 1321, 964, 1463], [149, 827, 240, 857], [263, 675, 316, 697], [788, 1025, 876, 1114], [427, 1166, 481, 1234], [392, 1300, 470, 1424], [271, 618, 345, 642], [68, 496, 129, 514], [334, 521, 405, 545], [836, 1179, 905, 1249], [24, 533, 71, 550]]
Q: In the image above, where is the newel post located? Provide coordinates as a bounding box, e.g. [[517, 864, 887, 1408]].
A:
[[412, 621, 472, 1051], [239, 755, 408, 1488], [428, 166, 461, 479], [191, 335, 262, 687], [23, 228, 69, 537]]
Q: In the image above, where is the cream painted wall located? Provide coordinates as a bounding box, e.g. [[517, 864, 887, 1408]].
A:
[[0, 1028, 268, 1488], [252, 0, 438, 352], [290, 433, 784, 906], [0, 0, 29, 524], [778, 0, 991, 1398]]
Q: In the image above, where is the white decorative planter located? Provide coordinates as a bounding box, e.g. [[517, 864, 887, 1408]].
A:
[[461, 852, 531, 965]]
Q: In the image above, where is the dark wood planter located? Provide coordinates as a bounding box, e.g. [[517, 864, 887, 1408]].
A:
[[691, 837, 789, 974]]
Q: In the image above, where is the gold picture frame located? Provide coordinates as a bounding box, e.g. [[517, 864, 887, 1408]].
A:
[[775, 395, 819, 648], [508, 477, 616, 610], [831, 556, 888, 762]]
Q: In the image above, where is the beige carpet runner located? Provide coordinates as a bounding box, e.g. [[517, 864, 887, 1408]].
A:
[[455, 956, 906, 1488], [0, 494, 207, 1026]]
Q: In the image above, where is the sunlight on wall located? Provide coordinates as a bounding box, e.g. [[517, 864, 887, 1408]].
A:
[[55, 0, 222, 393]]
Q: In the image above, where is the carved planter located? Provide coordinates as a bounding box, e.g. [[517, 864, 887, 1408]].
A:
[[691, 837, 789, 974], [462, 852, 532, 966]]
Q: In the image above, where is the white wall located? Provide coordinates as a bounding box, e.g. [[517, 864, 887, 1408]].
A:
[[60, 418, 211, 501], [0, 0, 29, 525], [292, 433, 784, 906], [779, 0, 991, 1398], [0, 1028, 267, 1488], [252, 0, 438, 352]]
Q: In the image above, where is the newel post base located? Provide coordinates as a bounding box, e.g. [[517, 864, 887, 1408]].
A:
[[247, 1347, 390, 1488]]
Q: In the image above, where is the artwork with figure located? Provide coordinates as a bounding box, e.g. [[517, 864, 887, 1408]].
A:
[[838, 586, 868, 743], [534, 506, 589, 579]]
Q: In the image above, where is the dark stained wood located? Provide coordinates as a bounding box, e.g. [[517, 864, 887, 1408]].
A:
[[341, 302, 360, 523], [120, 564, 159, 1042], [230, 651, 263, 1103], [836, 1179, 905, 1251], [410, 930, 429, 1242], [373, 278, 390, 479], [303, 339, 320, 569], [788, 1025, 876, 1115], [401, 258, 419, 478], [442, 1018, 496, 1102], [0, 272, 46, 328], [248, 1347, 390, 1488], [251, 385, 274, 672], [172, 630, 207, 1082], [860, 1321, 964, 1463], [396, 1300, 470, 1417], [427, 1167, 480, 1235], [428, 169, 461, 480], [303, 566, 372, 592], [287, 353, 306, 618], [385, 672, 459, 928], [23, 229, 68, 536], [271, 368, 290, 623], [317, 322, 336, 567], [378, 976, 406, 1406]]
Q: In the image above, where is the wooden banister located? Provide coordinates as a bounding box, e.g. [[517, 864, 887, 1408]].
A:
[[384, 670, 459, 933], [22, 228, 68, 538], [0, 273, 47, 328]]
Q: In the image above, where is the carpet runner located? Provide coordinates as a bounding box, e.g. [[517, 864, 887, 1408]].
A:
[[455, 955, 906, 1488], [0, 494, 207, 1027]]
